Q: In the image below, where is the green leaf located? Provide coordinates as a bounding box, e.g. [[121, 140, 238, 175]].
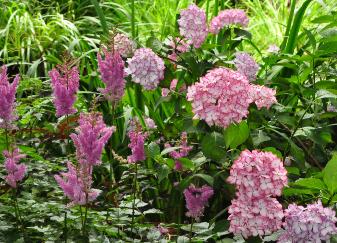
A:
[[262, 147, 283, 159], [224, 121, 249, 149], [147, 142, 160, 158], [178, 158, 195, 170], [201, 132, 226, 161], [293, 178, 326, 191], [158, 165, 169, 183], [323, 153, 337, 195]]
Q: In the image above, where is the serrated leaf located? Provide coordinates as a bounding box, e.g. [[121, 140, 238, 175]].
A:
[[224, 121, 249, 149]]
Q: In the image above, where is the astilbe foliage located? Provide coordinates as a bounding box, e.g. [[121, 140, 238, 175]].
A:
[[183, 184, 214, 220], [4, 148, 27, 188], [278, 201, 337, 243], [70, 112, 115, 166], [209, 9, 249, 34], [234, 52, 259, 82], [187, 67, 252, 128], [0, 65, 20, 128], [127, 120, 148, 163], [178, 4, 208, 48], [250, 84, 277, 110], [49, 61, 79, 117], [97, 48, 126, 103], [126, 48, 165, 90]]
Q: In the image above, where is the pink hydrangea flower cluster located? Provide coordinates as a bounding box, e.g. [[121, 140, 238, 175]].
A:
[[70, 113, 115, 166], [178, 4, 208, 48], [250, 84, 277, 110], [49, 64, 79, 117], [209, 9, 249, 34], [4, 148, 27, 188], [168, 37, 191, 62], [227, 150, 287, 238], [183, 184, 214, 220], [144, 117, 157, 130], [0, 65, 20, 128], [228, 196, 284, 238], [165, 132, 193, 171], [97, 48, 126, 103], [187, 67, 252, 128], [54, 162, 101, 206], [127, 120, 148, 163], [112, 33, 136, 57], [234, 52, 259, 82], [278, 201, 337, 243], [126, 48, 165, 90]]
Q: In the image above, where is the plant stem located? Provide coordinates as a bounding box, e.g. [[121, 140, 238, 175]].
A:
[[131, 0, 135, 39], [64, 210, 68, 243], [189, 218, 194, 242], [5, 127, 9, 151], [131, 162, 138, 239]]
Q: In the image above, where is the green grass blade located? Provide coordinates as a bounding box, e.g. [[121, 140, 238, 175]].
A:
[[280, 0, 296, 50], [90, 0, 108, 34]]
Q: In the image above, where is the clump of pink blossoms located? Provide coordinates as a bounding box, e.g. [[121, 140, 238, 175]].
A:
[[228, 196, 284, 238], [4, 148, 27, 188], [178, 4, 208, 48], [112, 33, 136, 57], [187, 67, 252, 128], [278, 201, 337, 243], [70, 113, 115, 166], [227, 150, 287, 197], [97, 48, 126, 103], [227, 150, 287, 238], [127, 120, 148, 163], [54, 162, 101, 206], [250, 84, 277, 110], [234, 52, 259, 82], [49, 63, 79, 117], [126, 48, 165, 90], [183, 184, 214, 220], [0, 65, 20, 128], [168, 37, 191, 62], [209, 9, 249, 34], [165, 132, 192, 171]]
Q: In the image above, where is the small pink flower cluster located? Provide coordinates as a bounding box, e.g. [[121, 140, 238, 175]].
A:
[[112, 33, 136, 57], [55, 113, 114, 206], [183, 184, 214, 220], [165, 132, 192, 170], [227, 150, 287, 238], [250, 84, 277, 110], [187, 67, 252, 128], [0, 65, 20, 128], [234, 52, 259, 82], [144, 117, 157, 130], [4, 148, 27, 188], [209, 9, 249, 34], [97, 48, 126, 103], [126, 48, 165, 90], [178, 4, 208, 48], [278, 201, 337, 243], [49, 64, 79, 117], [127, 120, 148, 163], [162, 79, 186, 97], [168, 37, 191, 62]]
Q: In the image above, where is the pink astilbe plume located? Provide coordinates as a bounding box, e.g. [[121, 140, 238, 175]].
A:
[[126, 48, 165, 90], [209, 9, 249, 34], [70, 113, 115, 166], [127, 120, 148, 163], [97, 48, 126, 103], [178, 4, 208, 48], [49, 63, 79, 117], [0, 65, 20, 128], [234, 52, 259, 82], [54, 162, 101, 206], [4, 148, 27, 188], [250, 84, 277, 110], [165, 132, 193, 171], [187, 67, 252, 128], [278, 201, 337, 243], [183, 184, 214, 220]]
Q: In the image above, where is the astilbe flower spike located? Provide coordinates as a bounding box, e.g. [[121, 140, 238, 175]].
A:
[[4, 148, 27, 188], [127, 120, 148, 163], [0, 65, 20, 128], [126, 48, 165, 90], [97, 48, 126, 103], [234, 52, 259, 82], [183, 184, 214, 220], [187, 67, 252, 128], [70, 112, 115, 166], [250, 84, 277, 110], [278, 201, 337, 243], [209, 9, 249, 34], [49, 63, 79, 117], [178, 4, 208, 48], [54, 162, 101, 206]]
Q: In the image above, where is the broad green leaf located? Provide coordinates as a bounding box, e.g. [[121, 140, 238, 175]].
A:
[[201, 132, 226, 161], [323, 153, 337, 195], [262, 147, 283, 159], [147, 142, 160, 158], [224, 121, 249, 149], [293, 178, 326, 191], [178, 158, 195, 170]]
